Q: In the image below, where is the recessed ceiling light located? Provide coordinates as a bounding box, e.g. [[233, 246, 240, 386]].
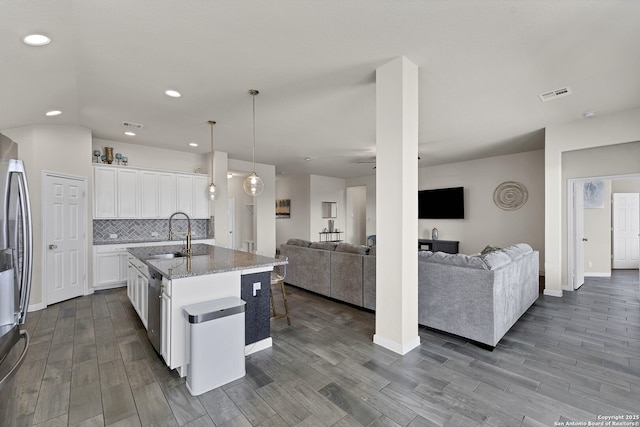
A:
[[304, 156, 318, 161], [124, 131, 136, 136], [582, 110, 597, 118], [23, 34, 51, 46], [227, 173, 234, 179], [165, 90, 181, 98], [189, 142, 198, 147], [45, 110, 62, 116]]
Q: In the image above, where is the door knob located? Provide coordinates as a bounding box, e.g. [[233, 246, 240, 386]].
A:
[[582, 238, 588, 242], [48, 244, 58, 250]]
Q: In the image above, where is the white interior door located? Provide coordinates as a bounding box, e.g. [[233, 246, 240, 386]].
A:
[[346, 186, 366, 245], [573, 181, 585, 290], [45, 174, 87, 305], [612, 193, 640, 269]]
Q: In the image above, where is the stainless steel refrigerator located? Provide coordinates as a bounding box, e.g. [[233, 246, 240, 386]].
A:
[[0, 133, 33, 427]]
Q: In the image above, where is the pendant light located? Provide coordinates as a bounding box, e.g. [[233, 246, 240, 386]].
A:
[[208, 120, 217, 200], [243, 89, 264, 197]]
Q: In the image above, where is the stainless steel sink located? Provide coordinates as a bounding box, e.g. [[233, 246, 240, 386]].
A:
[[150, 252, 186, 259]]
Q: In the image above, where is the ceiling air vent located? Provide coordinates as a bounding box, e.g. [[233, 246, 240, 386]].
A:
[[122, 121, 144, 129], [538, 87, 572, 102]]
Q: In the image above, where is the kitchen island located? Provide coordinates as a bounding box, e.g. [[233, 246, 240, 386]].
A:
[[127, 243, 285, 377]]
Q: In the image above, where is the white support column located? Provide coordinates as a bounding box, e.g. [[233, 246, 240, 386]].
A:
[[373, 56, 420, 355]]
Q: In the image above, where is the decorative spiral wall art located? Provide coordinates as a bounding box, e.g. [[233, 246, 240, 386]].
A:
[[493, 181, 528, 211]]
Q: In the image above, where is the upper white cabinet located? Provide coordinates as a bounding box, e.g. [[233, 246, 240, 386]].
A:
[[93, 165, 207, 219], [94, 167, 118, 218], [176, 174, 209, 219], [117, 168, 140, 218]]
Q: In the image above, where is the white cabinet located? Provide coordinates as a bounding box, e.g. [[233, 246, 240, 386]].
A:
[[192, 175, 209, 219], [117, 168, 140, 218], [94, 167, 117, 218], [158, 172, 177, 217], [140, 170, 159, 218], [127, 256, 149, 328], [176, 174, 209, 219], [93, 165, 204, 219], [94, 240, 215, 291], [94, 246, 128, 288], [160, 276, 171, 366]]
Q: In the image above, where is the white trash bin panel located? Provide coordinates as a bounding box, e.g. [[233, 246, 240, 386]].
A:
[[183, 297, 246, 396]]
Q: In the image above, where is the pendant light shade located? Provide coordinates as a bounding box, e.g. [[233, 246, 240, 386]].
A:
[[243, 89, 264, 197], [208, 120, 217, 200]]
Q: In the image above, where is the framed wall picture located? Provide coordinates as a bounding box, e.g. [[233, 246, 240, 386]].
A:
[[584, 180, 605, 208], [276, 199, 291, 218]]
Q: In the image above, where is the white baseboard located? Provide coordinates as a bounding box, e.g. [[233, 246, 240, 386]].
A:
[[245, 337, 272, 356], [92, 283, 126, 292], [373, 334, 420, 355], [28, 302, 46, 312], [584, 272, 611, 277], [543, 289, 563, 297]]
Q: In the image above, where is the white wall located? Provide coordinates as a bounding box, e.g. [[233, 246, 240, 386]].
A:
[[93, 139, 207, 173], [309, 175, 346, 240], [613, 178, 640, 193], [228, 159, 276, 256], [418, 150, 545, 264], [275, 174, 310, 248], [346, 186, 367, 245], [4, 125, 93, 308], [346, 175, 376, 239], [582, 181, 612, 276], [553, 138, 640, 290], [228, 175, 255, 251]]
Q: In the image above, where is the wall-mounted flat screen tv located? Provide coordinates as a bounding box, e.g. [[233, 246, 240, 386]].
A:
[[418, 187, 464, 219]]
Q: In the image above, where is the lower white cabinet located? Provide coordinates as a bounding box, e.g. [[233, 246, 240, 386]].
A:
[[94, 248, 128, 288], [93, 239, 215, 290], [127, 256, 149, 328], [160, 276, 171, 366]]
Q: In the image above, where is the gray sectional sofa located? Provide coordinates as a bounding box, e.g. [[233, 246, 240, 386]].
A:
[[280, 238, 539, 347], [418, 243, 539, 347], [280, 239, 375, 308]]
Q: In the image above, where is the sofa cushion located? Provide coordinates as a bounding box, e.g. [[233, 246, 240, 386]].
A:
[[420, 251, 486, 269], [335, 242, 370, 255], [501, 243, 533, 260], [286, 238, 311, 247], [368, 245, 376, 256], [309, 241, 338, 251], [480, 250, 512, 269], [481, 245, 501, 255]]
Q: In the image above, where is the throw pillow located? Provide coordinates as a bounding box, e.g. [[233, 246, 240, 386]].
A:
[[287, 238, 312, 247], [309, 242, 338, 251], [481, 245, 501, 255], [335, 242, 370, 255]]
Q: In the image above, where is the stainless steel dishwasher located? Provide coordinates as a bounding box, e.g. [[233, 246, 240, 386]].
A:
[[147, 268, 162, 354]]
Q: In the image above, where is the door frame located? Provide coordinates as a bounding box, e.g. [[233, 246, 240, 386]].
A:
[[41, 171, 89, 307], [567, 172, 640, 292]]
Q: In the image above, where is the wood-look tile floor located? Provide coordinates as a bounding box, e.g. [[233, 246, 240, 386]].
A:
[[16, 271, 640, 427]]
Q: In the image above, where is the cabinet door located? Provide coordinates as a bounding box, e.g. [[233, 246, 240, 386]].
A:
[[160, 291, 171, 366], [94, 167, 117, 218], [140, 275, 148, 328], [95, 252, 123, 287], [127, 262, 135, 303], [140, 171, 159, 218], [117, 169, 140, 218], [158, 172, 177, 218], [192, 175, 209, 219], [176, 174, 193, 217]]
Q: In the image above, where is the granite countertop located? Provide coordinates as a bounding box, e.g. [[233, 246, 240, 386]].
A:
[[127, 244, 286, 279]]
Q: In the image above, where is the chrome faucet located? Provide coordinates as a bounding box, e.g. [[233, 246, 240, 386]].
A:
[[168, 211, 192, 256]]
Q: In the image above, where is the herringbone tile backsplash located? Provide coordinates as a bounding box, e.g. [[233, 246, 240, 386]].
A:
[[93, 219, 210, 244]]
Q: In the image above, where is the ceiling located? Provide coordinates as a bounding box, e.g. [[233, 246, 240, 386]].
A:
[[2, 1, 639, 179]]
